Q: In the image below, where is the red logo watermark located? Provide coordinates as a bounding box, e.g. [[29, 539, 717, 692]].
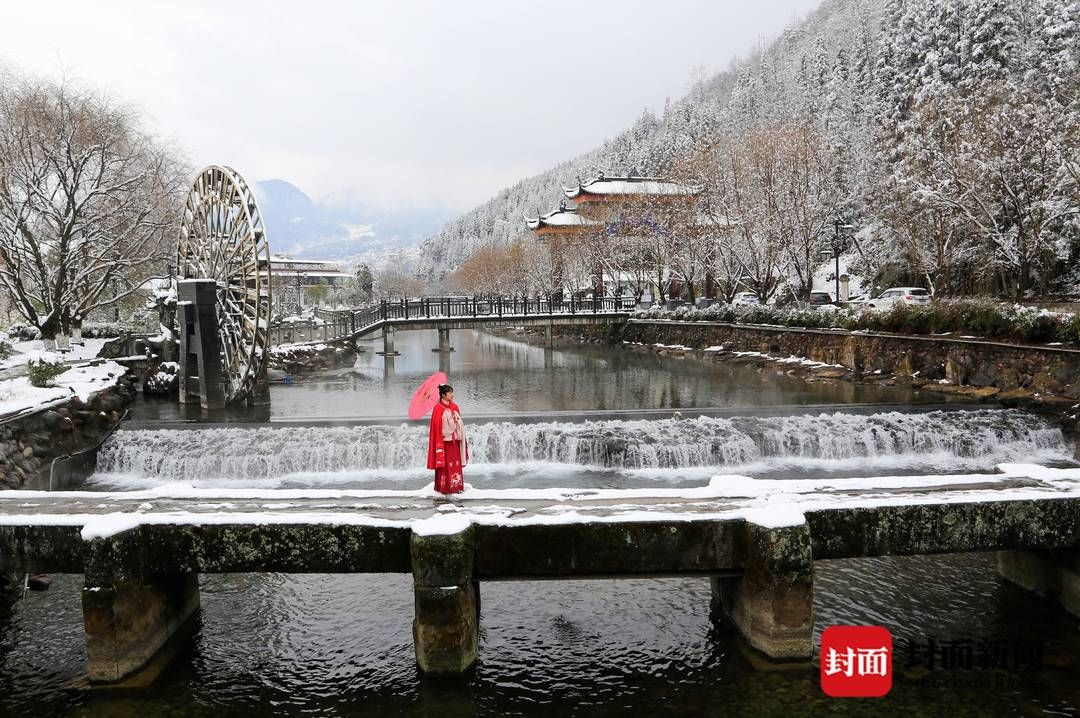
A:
[[820, 626, 893, 697]]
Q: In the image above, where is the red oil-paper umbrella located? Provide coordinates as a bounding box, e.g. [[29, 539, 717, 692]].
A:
[[408, 371, 448, 420]]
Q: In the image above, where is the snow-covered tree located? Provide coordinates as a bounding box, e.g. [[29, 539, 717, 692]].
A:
[[0, 73, 186, 342]]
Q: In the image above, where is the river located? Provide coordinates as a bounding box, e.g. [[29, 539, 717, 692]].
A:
[[1, 329, 1077, 716]]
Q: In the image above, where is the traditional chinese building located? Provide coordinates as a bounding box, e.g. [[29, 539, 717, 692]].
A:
[[524, 202, 600, 239], [269, 256, 352, 312], [526, 172, 713, 301], [562, 172, 702, 208]]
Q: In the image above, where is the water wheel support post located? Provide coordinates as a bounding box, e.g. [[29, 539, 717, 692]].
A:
[[177, 279, 225, 410]]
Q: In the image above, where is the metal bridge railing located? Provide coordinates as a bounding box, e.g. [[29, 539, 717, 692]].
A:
[[297, 295, 635, 343]]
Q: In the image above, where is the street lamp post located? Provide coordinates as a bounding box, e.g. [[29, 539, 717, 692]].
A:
[[822, 218, 855, 303], [295, 270, 306, 315]]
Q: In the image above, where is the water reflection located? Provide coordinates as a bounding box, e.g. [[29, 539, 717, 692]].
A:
[[268, 329, 933, 421], [2, 554, 1077, 716], [131, 329, 949, 424]]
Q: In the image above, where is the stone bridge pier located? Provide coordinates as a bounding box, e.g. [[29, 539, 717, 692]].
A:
[[997, 548, 1080, 616], [378, 327, 400, 357], [83, 574, 200, 682], [79, 533, 203, 683], [411, 523, 479, 674], [433, 328, 454, 353], [711, 521, 814, 659]]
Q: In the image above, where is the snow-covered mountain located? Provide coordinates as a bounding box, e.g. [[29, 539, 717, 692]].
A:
[[415, 0, 865, 279], [418, 0, 1080, 302], [253, 179, 451, 267]]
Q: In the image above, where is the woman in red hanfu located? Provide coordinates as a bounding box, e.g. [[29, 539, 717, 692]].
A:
[[427, 384, 468, 494]]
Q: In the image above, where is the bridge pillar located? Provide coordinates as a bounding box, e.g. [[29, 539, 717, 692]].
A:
[[410, 522, 478, 675], [378, 326, 400, 357], [433, 327, 454, 353], [544, 324, 553, 347], [712, 519, 814, 660], [997, 549, 1080, 617], [82, 573, 200, 683]]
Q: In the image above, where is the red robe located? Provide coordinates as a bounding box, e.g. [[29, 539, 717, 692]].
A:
[[427, 400, 468, 494]]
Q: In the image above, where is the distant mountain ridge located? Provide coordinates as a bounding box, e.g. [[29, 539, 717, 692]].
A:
[[253, 179, 451, 267]]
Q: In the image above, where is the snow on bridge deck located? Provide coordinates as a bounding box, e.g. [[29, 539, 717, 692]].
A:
[[1, 463, 1078, 542]]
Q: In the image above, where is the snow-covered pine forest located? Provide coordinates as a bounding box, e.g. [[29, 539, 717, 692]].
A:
[[418, 0, 1080, 301]]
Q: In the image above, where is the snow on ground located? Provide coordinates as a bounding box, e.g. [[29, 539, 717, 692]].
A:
[[730, 350, 844, 370], [279, 315, 326, 326], [1, 338, 108, 372], [0, 360, 127, 419], [270, 342, 330, 355], [623, 342, 842, 370]]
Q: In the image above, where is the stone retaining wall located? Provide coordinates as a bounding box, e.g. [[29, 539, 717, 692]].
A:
[[0, 372, 137, 490], [577, 319, 1080, 401], [268, 338, 358, 374]]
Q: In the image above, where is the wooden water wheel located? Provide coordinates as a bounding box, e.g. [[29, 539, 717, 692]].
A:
[[176, 165, 272, 404]]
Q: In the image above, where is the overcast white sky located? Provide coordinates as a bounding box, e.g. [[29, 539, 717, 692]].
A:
[[2, 1, 822, 213]]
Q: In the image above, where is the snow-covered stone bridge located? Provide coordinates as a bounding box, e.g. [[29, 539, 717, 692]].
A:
[[1, 464, 1079, 682]]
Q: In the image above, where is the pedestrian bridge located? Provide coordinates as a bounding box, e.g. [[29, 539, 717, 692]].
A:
[[268, 296, 636, 350], [1, 464, 1079, 682]]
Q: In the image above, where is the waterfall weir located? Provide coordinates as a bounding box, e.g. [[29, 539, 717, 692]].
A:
[[89, 409, 1071, 490]]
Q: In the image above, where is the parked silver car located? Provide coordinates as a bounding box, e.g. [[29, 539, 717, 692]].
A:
[[867, 287, 932, 310], [731, 292, 760, 307]]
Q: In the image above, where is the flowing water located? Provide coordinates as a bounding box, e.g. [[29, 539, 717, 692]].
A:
[[3, 329, 1079, 716], [92, 409, 1068, 490]]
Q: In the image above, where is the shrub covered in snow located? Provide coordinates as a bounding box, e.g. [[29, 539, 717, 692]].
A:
[[634, 300, 1080, 346], [143, 361, 179, 395], [79, 322, 127, 339], [633, 304, 859, 330], [4, 324, 41, 341], [0, 334, 11, 362], [843, 301, 1080, 344], [26, 352, 69, 388]]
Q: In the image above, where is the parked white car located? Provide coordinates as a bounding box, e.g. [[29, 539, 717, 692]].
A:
[[866, 287, 932, 311], [731, 292, 760, 307]]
